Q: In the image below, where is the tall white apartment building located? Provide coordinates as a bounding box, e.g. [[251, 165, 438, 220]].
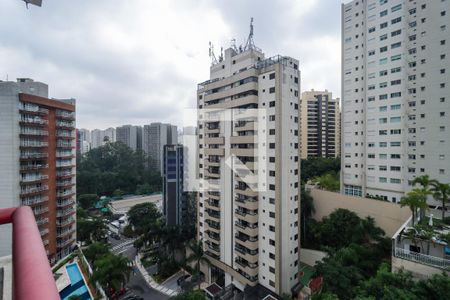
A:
[[90, 127, 116, 150], [341, 0, 450, 203], [300, 90, 341, 159], [197, 42, 301, 295]]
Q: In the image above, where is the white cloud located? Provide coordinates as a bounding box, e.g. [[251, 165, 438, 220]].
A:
[[0, 0, 342, 129]]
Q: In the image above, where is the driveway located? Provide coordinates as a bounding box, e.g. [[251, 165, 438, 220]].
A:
[[161, 270, 186, 292]]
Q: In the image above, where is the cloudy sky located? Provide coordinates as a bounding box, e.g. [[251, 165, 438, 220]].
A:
[[0, 0, 342, 129]]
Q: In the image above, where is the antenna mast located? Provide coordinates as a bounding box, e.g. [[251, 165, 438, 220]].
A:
[[209, 41, 218, 65], [244, 17, 255, 51]]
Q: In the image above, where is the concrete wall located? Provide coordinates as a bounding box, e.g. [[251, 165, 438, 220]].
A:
[[392, 256, 450, 280], [299, 249, 327, 267], [310, 188, 411, 237]]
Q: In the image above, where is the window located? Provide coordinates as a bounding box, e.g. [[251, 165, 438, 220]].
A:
[[391, 54, 401, 61], [380, 58, 388, 65], [379, 94, 388, 100], [379, 82, 388, 88], [391, 166, 401, 171], [391, 29, 401, 37], [380, 154, 387, 159], [390, 178, 401, 184], [390, 117, 401, 123], [379, 142, 387, 147], [391, 42, 401, 49], [379, 106, 387, 112], [391, 154, 401, 159], [269, 73, 275, 80], [380, 34, 388, 41], [391, 17, 402, 24], [391, 4, 402, 12], [369, 50, 376, 56], [369, 27, 376, 33], [391, 104, 401, 110], [269, 87, 275, 93], [391, 80, 401, 85], [380, 70, 388, 76], [380, 22, 388, 29], [380, 10, 388, 17], [390, 129, 401, 134], [379, 130, 388, 135], [379, 177, 387, 183], [379, 166, 387, 171], [379, 117, 388, 124], [391, 67, 401, 73], [390, 141, 401, 146]]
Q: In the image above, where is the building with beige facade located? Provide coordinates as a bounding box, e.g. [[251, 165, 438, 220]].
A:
[[196, 36, 301, 296], [301, 90, 340, 159]]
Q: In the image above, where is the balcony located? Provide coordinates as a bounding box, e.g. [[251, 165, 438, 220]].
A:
[[205, 209, 220, 220], [20, 163, 48, 172], [20, 175, 49, 184], [20, 105, 49, 115], [40, 228, 49, 236], [22, 196, 49, 206], [205, 220, 220, 233], [235, 258, 258, 277], [56, 216, 75, 227], [235, 221, 258, 237], [20, 152, 48, 160], [20, 118, 48, 126], [57, 238, 75, 249], [20, 185, 49, 196], [57, 228, 75, 238], [55, 111, 75, 120], [56, 208, 75, 218], [204, 148, 225, 156], [394, 247, 450, 270], [234, 245, 258, 264], [20, 140, 48, 148], [32, 207, 49, 215], [57, 199, 75, 208], [0, 207, 60, 300]]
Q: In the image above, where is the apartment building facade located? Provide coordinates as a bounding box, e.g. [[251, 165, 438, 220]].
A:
[[197, 46, 301, 295], [0, 78, 76, 264], [341, 0, 450, 203], [142, 123, 178, 174], [116, 124, 142, 151], [300, 90, 340, 159], [162, 144, 186, 226]]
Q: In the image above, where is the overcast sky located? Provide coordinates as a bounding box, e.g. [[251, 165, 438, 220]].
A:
[[0, 0, 342, 130]]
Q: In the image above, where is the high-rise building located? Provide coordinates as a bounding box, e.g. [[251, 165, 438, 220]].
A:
[[116, 125, 142, 151], [162, 144, 186, 226], [142, 123, 178, 173], [89, 127, 116, 150], [300, 90, 340, 159], [0, 78, 76, 264], [341, 0, 450, 203], [197, 43, 301, 294], [76, 128, 91, 154]]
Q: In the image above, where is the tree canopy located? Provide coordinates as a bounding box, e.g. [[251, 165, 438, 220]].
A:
[[301, 157, 340, 183], [76, 142, 161, 196]]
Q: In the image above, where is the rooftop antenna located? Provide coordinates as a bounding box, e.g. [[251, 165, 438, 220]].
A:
[[231, 39, 239, 53], [219, 47, 224, 62], [244, 17, 255, 51], [209, 41, 218, 65]]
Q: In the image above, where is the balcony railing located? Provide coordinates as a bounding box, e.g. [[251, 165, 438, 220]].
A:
[[394, 247, 450, 270], [0, 207, 60, 300]]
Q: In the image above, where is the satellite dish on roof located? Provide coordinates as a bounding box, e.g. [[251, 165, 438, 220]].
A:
[[22, 0, 42, 8]]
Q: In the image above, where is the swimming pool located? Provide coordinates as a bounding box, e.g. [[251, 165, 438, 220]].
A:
[[59, 263, 92, 300]]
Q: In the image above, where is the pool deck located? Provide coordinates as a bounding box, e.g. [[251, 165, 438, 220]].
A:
[[55, 258, 94, 300]]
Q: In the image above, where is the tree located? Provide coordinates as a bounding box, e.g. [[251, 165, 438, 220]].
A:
[[400, 189, 428, 226], [430, 180, 450, 221], [169, 290, 206, 300], [92, 254, 132, 291], [84, 242, 111, 262], [313, 172, 340, 192], [136, 183, 152, 195], [186, 240, 210, 287], [77, 217, 107, 244], [77, 194, 98, 210], [301, 157, 341, 183], [412, 175, 431, 190], [128, 202, 162, 234]]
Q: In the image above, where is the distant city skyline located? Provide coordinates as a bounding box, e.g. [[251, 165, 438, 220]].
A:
[[0, 0, 341, 129]]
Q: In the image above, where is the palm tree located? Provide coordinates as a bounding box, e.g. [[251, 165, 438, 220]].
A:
[[430, 180, 450, 221], [412, 175, 431, 190], [186, 240, 211, 288], [400, 190, 428, 226], [92, 254, 132, 291]]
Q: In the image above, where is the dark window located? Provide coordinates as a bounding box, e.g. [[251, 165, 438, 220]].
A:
[[269, 87, 275, 93], [269, 73, 275, 80]]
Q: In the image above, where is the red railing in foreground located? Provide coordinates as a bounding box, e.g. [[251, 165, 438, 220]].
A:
[[0, 206, 60, 300]]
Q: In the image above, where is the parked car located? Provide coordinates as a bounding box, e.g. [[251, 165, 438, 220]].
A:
[[110, 232, 121, 240], [177, 274, 190, 285]]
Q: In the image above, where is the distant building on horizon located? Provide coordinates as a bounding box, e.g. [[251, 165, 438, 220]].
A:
[[116, 124, 142, 151], [142, 122, 177, 174], [0, 78, 76, 264], [162, 144, 186, 226], [300, 89, 340, 159]]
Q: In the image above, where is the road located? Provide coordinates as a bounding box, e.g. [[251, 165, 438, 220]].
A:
[[107, 235, 169, 300]]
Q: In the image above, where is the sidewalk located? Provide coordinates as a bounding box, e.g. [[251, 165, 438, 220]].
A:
[[134, 254, 180, 297]]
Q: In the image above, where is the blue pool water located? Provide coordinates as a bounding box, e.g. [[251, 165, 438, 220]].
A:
[[60, 263, 92, 300]]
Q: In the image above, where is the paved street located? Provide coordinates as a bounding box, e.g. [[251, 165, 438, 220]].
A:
[[107, 233, 169, 300]]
